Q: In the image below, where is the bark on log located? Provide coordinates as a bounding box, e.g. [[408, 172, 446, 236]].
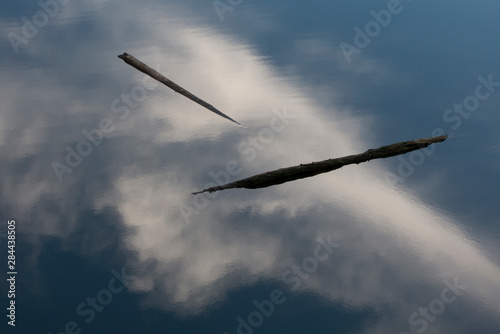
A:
[[118, 52, 242, 126], [192, 135, 447, 194]]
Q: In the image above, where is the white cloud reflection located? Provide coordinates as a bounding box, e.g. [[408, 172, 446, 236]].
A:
[[1, 1, 500, 331]]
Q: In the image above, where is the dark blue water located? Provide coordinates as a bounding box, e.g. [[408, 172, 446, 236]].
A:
[[1, 0, 500, 333]]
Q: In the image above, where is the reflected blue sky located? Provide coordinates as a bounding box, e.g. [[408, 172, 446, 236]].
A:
[[0, 0, 499, 333]]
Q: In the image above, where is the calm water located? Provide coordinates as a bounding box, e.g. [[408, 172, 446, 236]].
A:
[[1, 0, 500, 333]]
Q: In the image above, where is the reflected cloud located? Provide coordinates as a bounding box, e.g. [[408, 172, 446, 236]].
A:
[[1, 1, 499, 332]]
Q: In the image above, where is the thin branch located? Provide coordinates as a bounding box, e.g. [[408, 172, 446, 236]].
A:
[[192, 135, 447, 194], [118, 52, 242, 126]]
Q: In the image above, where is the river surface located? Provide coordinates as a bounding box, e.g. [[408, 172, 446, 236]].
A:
[[1, 1, 500, 333]]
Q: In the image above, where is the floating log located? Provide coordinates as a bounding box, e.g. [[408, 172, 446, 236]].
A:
[[192, 135, 447, 194], [118, 52, 242, 126]]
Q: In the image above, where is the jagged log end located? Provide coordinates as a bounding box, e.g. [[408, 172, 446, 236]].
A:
[[412, 134, 448, 149], [436, 134, 448, 142], [422, 135, 447, 145], [191, 190, 204, 195], [192, 189, 209, 195], [192, 185, 225, 195], [117, 53, 128, 60]]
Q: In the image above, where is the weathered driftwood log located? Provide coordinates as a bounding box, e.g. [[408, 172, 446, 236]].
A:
[[118, 52, 242, 126], [192, 135, 447, 194]]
